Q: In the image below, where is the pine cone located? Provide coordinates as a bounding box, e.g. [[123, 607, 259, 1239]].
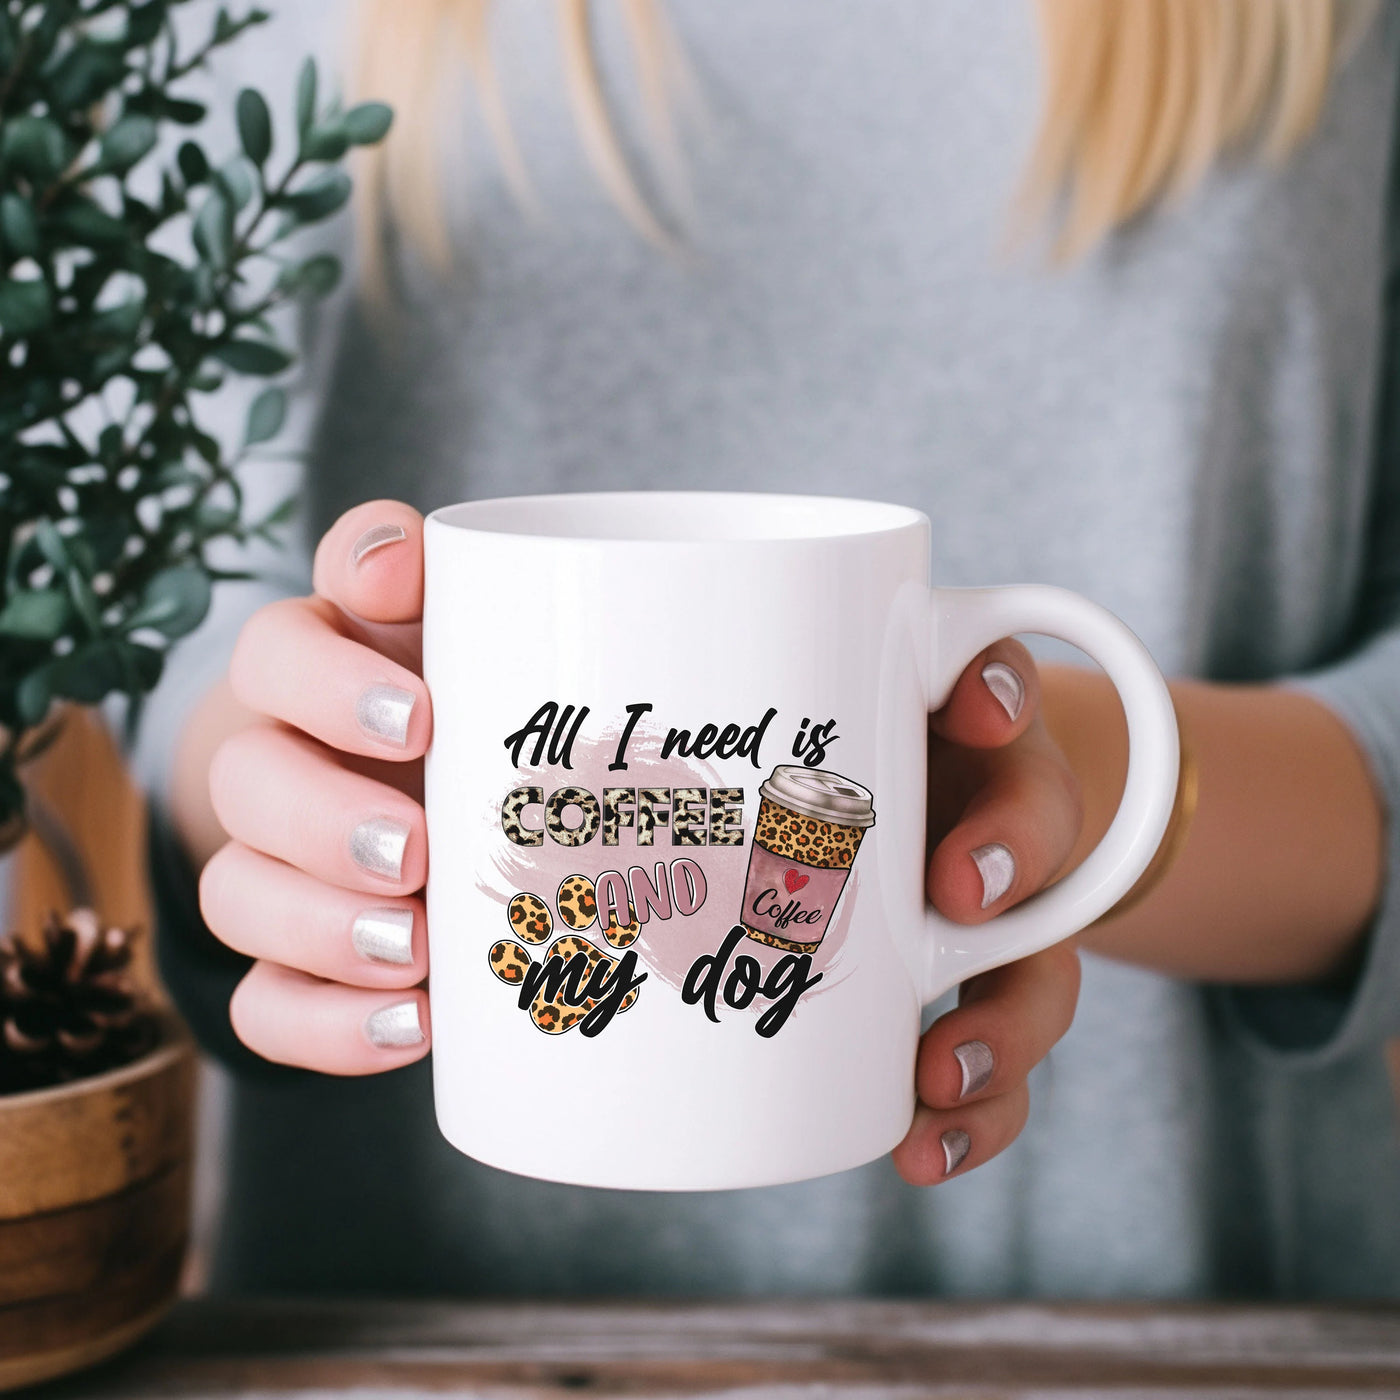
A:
[[0, 910, 158, 1095]]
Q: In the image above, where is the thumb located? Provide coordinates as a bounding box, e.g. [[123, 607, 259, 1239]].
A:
[[312, 500, 425, 625]]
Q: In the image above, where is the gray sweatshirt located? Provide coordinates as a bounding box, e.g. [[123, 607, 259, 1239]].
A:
[[140, 0, 1400, 1297]]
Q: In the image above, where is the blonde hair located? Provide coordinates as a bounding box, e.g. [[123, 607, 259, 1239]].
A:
[[350, 0, 1372, 292]]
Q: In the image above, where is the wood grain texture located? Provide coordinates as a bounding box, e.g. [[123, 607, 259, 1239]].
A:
[[32, 1299, 1400, 1398], [0, 1028, 195, 1219], [0, 1027, 195, 1393], [0, 1239, 183, 1360], [0, 1158, 190, 1305]]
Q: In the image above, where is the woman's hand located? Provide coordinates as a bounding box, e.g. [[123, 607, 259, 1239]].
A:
[[200, 499, 1086, 1163], [891, 644, 1084, 1184], [200, 500, 435, 1073]]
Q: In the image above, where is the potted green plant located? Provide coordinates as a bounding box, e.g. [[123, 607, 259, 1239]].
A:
[[0, 0, 390, 1385]]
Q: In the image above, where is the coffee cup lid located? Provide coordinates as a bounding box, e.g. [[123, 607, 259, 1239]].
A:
[[758, 765, 876, 828]]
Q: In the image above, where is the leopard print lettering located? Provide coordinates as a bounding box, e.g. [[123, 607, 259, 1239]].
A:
[[602, 788, 635, 846], [636, 788, 670, 846], [671, 787, 707, 846], [708, 787, 745, 846], [545, 787, 601, 847], [487, 939, 532, 984], [529, 933, 640, 1033], [501, 786, 543, 846], [507, 892, 552, 944], [488, 930, 640, 1033], [556, 874, 598, 930], [753, 796, 865, 869]]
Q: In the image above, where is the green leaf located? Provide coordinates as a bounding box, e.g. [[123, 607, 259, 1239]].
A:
[[1, 116, 68, 181], [296, 57, 317, 139], [0, 195, 39, 258], [48, 198, 129, 247], [46, 40, 126, 110], [244, 385, 286, 444], [92, 346, 133, 382], [342, 102, 393, 146], [16, 671, 51, 728], [98, 424, 126, 462], [125, 1, 166, 47], [123, 566, 212, 639], [33, 520, 71, 574], [165, 97, 207, 125], [195, 491, 240, 530], [192, 263, 216, 307], [236, 88, 272, 167], [0, 590, 72, 640], [277, 252, 341, 297], [280, 168, 352, 223], [193, 190, 233, 268], [36, 640, 163, 710], [159, 169, 184, 217], [92, 298, 145, 341], [209, 338, 293, 374], [0, 279, 52, 336], [217, 157, 255, 211], [177, 140, 209, 186], [63, 564, 102, 635], [99, 114, 158, 173], [192, 429, 221, 464], [299, 122, 347, 163]]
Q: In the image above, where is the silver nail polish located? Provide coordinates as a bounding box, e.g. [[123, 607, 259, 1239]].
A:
[[981, 661, 1025, 722], [352, 907, 415, 965], [971, 842, 1015, 909], [954, 1040, 995, 1098], [356, 683, 416, 747], [352, 523, 406, 565], [941, 1128, 971, 1176], [350, 816, 411, 882], [364, 999, 424, 1048]]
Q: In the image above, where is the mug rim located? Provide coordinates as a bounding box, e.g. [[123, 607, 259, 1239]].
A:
[[426, 491, 929, 545]]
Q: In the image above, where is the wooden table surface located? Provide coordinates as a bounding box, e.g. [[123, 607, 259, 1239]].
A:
[[24, 1298, 1400, 1399]]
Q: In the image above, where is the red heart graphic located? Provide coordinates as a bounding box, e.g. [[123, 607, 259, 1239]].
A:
[[784, 869, 810, 894]]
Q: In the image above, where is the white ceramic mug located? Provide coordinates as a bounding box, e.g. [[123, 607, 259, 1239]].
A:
[[422, 492, 1177, 1191]]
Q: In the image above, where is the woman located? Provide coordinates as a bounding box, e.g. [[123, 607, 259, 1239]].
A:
[[145, 0, 1400, 1296]]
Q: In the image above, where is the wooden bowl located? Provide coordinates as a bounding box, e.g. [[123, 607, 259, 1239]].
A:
[[0, 1020, 196, 1391]]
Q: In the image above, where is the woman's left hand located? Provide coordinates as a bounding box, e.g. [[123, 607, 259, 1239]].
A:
[[892, 640, 1085, 1184]]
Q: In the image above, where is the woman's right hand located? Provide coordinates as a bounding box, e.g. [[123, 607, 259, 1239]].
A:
[[199, 501, 435, 1073]]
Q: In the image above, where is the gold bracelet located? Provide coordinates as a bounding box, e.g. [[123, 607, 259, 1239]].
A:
[[1089, 719, 1198, 927]]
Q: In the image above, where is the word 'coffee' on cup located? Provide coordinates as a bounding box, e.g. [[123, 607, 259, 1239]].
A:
[[501, 785, 746, 848], [740, 765, 876, 955]]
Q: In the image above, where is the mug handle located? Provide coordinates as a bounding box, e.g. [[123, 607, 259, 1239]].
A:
[[919, 585, 1179, 1004]]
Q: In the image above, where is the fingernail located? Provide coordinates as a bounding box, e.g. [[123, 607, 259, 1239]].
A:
[[352, 907, 415, 965], [981, 661, 1024, 722], [364, 999, 424, 1048], [953, 1039, 995, 1098], [356, 683, 416, 747], [352, 523, 406, 566], [971, 842, 1015, 909], [350, 816, 411, 882], [941, 1128, 971, 1176]]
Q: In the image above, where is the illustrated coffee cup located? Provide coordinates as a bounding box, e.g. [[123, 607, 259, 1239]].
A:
[[743, 766, 876, 955], [422, 491, 1178, 1192]]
